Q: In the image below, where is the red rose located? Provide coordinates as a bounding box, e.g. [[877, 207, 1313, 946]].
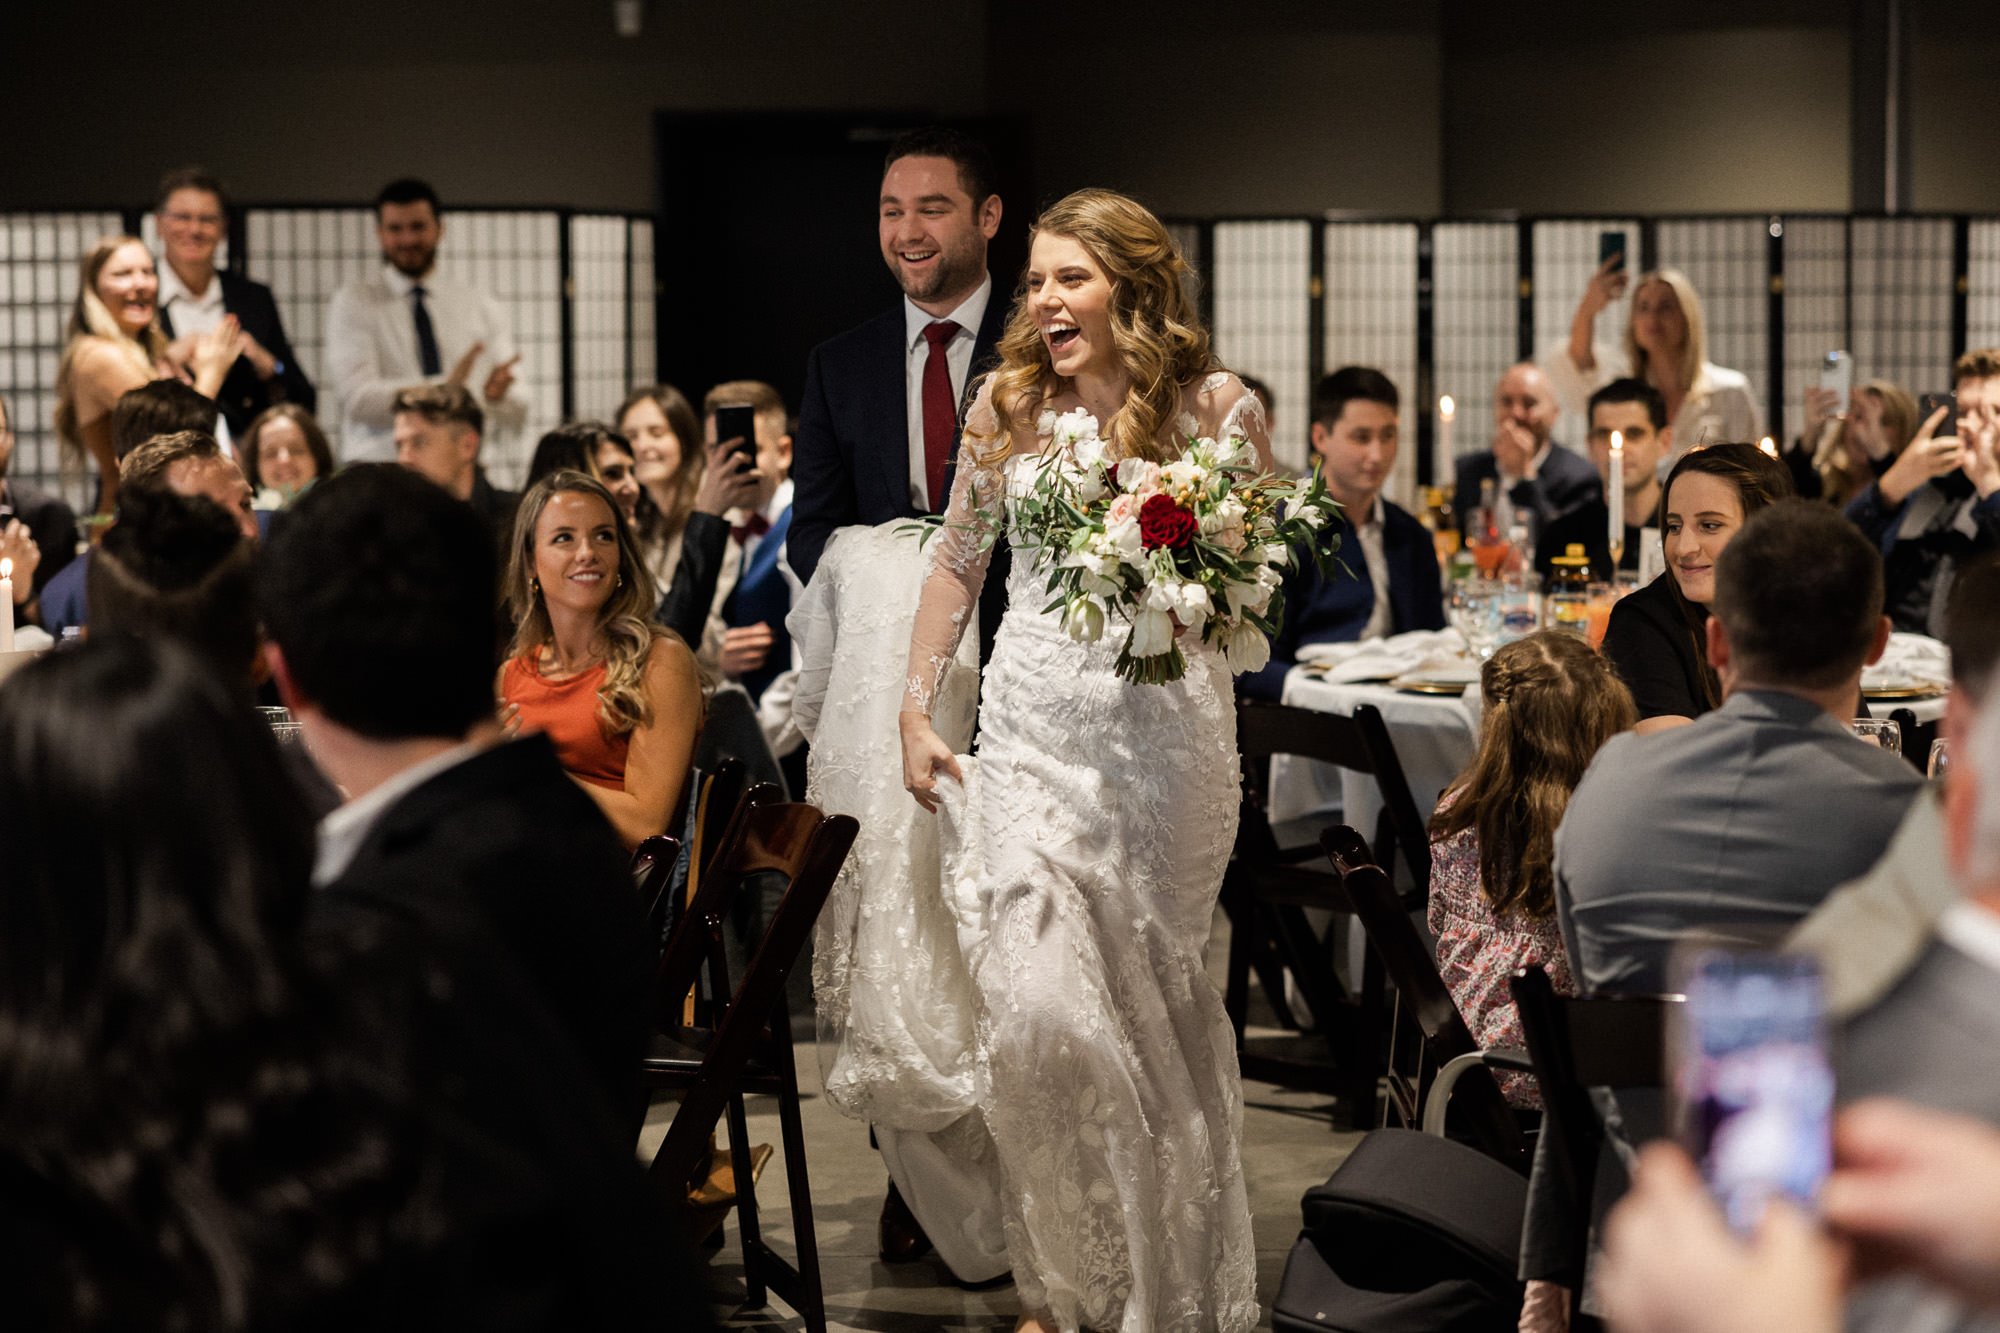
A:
[[1138, 493, 1199, 550]]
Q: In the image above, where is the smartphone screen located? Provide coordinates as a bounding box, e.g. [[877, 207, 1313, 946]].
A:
[[713, 403, 758, 465], [1820, 350, 1853, 403], [1598, 230, 1627, 274], [1673, 949, 1833, 1234]]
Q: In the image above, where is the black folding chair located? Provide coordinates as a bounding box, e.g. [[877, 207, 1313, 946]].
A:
[[1509, 966, 1680, 1303], [1225, 699, 1433, 1122], [1322, 825, 1532, 1171], [642, 800, 858, 1333]]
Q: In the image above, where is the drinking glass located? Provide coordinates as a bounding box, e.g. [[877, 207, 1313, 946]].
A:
[[258, 705, 293, 728], [1496, 571, 1542, 646], [1850, 718, 1902, 755], [1450, 580, 1502, 661], [1929, 739, 1950, 780]]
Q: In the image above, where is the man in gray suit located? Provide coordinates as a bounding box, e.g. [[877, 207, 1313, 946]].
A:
[[1555, 499, 1925, 995], [1789, 556, 2000, 1018]]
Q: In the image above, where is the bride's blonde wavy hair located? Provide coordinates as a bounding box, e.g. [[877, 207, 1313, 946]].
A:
[[979, 189, 1213, 466]]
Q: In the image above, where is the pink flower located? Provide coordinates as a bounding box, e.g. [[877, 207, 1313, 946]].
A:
[[1105, 492, 1138, 526]]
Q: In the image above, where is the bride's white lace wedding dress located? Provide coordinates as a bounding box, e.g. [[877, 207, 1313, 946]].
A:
[[901, 370, 1266, 1333]]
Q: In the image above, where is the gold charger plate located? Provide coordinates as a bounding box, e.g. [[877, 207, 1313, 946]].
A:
[[1862, 682, 1946, 702], [1390, 675, 1471, 696]]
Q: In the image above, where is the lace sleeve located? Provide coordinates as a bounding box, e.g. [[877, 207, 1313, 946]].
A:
[[901, 375, 1006, 717], [1199, 371, 1276, 474]]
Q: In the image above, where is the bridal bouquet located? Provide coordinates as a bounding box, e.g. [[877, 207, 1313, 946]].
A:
[[1009, 408, 1343, 685]]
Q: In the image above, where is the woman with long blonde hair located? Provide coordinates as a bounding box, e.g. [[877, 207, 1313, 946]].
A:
[[897, 188, 1271, 1333], [499, 470, 701, 849], [1550, 261, 1761, 472], [55, 234, 242, 516]]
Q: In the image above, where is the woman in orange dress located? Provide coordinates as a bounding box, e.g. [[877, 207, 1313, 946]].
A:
[[500, 470, 701, 849]]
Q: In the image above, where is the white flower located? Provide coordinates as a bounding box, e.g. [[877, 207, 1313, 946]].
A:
[[1160, 458, 1207, 494], [1115, 456, 1155, 492], [1128, 607, 1175, 658], [1072, 433, 1108, 472], [1037, 409, 1058, 437], [1052, 408, 1100, 449], [1213, 434, 1253, 469], [1060, 549, 1122, 598], [1063, 594, 1107, 643], [1170, 580, 1212, 621], [1103, 514, 1144, 558], [1221, 620, 1271, 674], [1076, 468, 1108, 504], [1223, 578, 1273, 619]]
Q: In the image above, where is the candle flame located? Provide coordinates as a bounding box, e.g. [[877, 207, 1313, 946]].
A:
[[1438, 395, 1455, 419], [1759, 436, 1778, 458], [0, 557, 11, 579], [1609, 430, 1623, 452]]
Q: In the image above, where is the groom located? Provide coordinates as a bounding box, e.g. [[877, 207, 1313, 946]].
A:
[[788, 126, 1011, 1278], [789, 126, 1011, 659]]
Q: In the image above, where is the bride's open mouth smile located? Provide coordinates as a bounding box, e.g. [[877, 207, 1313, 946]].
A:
[[1045, 322, 1081, 353]]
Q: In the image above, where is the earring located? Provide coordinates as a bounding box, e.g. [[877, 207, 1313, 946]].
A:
[[616, 573, 624, 589]]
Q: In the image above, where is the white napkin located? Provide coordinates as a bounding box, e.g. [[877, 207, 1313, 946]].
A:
[[1295, 628, 1469, 682], [1862, 632, 1951, 690]]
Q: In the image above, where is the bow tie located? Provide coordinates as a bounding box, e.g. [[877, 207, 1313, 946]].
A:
[[731, 513, 771, 545]]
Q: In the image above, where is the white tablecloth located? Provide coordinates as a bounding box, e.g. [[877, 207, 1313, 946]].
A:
[[1269, 667, 1482, 838]]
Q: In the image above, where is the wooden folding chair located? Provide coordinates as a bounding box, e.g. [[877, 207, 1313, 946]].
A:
[[1322, 825, 1532, 1171], [1509, 966, 1680, 1303], [643, 800, 858, 1333], [1225, 699, 1433, 1122]]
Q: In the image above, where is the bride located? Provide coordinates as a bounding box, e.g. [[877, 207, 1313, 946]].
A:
[[899, 189, 1269, 1333]]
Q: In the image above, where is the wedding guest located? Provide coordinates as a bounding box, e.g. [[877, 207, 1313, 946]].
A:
[[702, 380, 795, 703], [1789, 555, 2000, 1017], [1533, 377, 1671, 581], [89, 486, 258, 685], [789, 127, 1011, 654], [1788, 377, 1917, 509], [0, 637, 688, 1329], [325, 179, 526, 463], [240, 403, 335, 510], [1558, 500, 1922, 994], [525, 420, 643, 523], [1845, 348, 2000, 636], [153, 166, 316, 436], [1239, 365, 1445, 701], [1427, 631, 1635, 1106], [40, 429, 260, 639], [392, 382, 518, 558], [1548, 263, 1760, 470], [55, 234, 241, 515], [1449, 361, 1601, 538], [616, 383, 704, 586], [262, 464, 651, 1107], [110, 377, 220, 461], [499, 471, 701, 850], [1599, 442, 1791, 731], [0, 389, 78, 628]]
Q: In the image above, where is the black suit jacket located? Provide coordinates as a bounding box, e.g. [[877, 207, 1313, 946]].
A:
[[788, 289, 1011, 657], [159, 269, 317, 436], [312, 736, 651, 1109], [0, 478, 79, 624], [1451, 443, 1603, 538]]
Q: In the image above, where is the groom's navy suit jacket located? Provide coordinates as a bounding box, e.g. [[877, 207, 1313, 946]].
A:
[[789, 288, 1011, 661]]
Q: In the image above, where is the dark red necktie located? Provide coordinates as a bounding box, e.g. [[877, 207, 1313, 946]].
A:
[[731, 512, 771, 545], [921, 319, 961, 512]]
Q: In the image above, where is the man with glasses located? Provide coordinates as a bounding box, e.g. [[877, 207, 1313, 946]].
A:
[[154, 167, 316, 439]]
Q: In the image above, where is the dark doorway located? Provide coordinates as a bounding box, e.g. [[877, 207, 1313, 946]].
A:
[[652, 112, 1033, 416]]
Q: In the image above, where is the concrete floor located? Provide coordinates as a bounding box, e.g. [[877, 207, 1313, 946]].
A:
[[641, 910, 1367, 1332]]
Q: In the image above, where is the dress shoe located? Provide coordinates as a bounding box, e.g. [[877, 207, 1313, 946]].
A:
[[878, 1181, 934, 1263]]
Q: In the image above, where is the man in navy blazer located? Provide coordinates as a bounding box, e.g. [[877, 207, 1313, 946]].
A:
[[788, 128, 1010, 658], [153, 168, 316, 438], [1450, 361, 1601, 540], [1241, 367, 1446, 700]]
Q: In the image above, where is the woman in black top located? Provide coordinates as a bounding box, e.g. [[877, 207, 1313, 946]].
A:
[[1600, 442, 1792, 730]]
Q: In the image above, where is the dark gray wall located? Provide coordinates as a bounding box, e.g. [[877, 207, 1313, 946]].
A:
[[0, 1, 1993, 218]]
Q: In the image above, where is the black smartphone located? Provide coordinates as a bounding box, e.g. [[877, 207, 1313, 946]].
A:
[[1598, 230, 1627, 274], [713, 403, 758, 465], [1673, 949, 1833, 1235], [1920, 390, 1958, 430]]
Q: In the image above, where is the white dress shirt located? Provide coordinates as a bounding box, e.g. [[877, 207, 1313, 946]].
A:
[[323, 264, 527, 463], [312, 738, 487, 886], [902, 275, 993, 509], [1355, 496, 1394, 641], [157, 262, 225, 339]]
